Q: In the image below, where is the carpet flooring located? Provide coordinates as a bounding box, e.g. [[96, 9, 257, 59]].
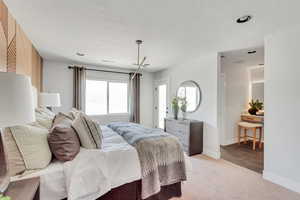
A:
[[171, 155, 300, 200], [221, 142, 264, 173]]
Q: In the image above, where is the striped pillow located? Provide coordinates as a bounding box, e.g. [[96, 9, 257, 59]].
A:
[[72, 113, 102, 149]]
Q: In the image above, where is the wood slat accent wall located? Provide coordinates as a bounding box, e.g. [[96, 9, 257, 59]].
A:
[[0, 0, 43, 91], [7, 36, 16, 72], [0, 23, 7, 72]]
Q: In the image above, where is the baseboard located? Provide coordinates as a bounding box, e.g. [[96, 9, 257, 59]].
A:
[[221, 137, 238, 146], [203, 147, 221, 159], [263, 170, 300, 194]]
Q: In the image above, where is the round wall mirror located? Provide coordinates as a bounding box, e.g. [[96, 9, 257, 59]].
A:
[[177, 80, 202, 113]]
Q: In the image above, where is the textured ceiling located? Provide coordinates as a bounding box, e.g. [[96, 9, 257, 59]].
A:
[[4, 0, 300, 71]]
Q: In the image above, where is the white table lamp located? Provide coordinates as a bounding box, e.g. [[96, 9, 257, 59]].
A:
[[0, 72, 36, 194], [39, 93, 61, 110]]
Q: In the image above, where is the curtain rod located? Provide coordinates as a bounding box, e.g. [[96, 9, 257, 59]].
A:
[[68, 66, 142, 76]]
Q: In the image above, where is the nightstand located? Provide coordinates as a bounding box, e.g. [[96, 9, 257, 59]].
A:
[[4, 177, 40, 200]]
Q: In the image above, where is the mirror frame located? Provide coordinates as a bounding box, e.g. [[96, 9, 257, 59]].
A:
[[176, 80, 202, 113]]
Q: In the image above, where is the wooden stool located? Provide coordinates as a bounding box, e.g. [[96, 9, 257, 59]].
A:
[[238, 122, 263, 150]]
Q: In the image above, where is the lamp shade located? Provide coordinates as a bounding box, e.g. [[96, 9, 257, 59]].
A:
[[0, 72, 35, 128], [39, 93, 61, 107]]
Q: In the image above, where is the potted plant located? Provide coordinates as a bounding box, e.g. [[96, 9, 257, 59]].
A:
[[179, 97, 187, 119], [172, 97, 179, 120], [248, 99, 264, 115]]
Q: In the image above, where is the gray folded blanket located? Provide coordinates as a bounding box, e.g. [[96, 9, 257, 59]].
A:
[[107, 122, 186, 199]]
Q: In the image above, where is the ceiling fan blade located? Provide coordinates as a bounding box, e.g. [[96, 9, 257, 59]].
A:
[[131, 57, 147, 80]]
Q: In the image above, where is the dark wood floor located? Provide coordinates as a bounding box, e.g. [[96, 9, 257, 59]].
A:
[[221, 142, 264, 173]]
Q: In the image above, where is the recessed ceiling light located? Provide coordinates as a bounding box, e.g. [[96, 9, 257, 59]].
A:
[[76, 52, 85, 57], [236, 15, 252, 24], [248, 50, 257, 54]]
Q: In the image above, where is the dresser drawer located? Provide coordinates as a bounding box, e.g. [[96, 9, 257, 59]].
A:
[[166, 121, 189, 133], [241, 115, 264, 123]]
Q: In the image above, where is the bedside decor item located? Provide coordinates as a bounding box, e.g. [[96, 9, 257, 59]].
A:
[[171, 97, 179, 120], [177, 80, 202, 113], [248, 99, 263, 115], [0, 73, 35, 194], [39, 93, 61, 111]]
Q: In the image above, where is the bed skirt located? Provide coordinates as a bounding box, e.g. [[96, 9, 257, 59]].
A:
[[99, 180, 181, 200]]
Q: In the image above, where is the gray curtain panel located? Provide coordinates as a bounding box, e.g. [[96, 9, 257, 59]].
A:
[[129, 73, 141, 123], [73, 66, 86, 111]]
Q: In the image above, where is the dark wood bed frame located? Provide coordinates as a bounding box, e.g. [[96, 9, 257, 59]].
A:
[[99, 180, 181, 200], [62, 180, 181, 200]]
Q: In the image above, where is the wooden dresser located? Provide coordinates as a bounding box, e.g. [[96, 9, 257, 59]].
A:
[[164, 118, 203, 156]]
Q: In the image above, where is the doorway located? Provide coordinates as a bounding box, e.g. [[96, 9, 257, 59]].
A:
[[154, 79, 169, 129], [219, 46, 265, 173]]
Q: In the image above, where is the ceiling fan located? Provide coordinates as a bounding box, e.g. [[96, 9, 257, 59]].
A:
[[131, 40, 150, 80]]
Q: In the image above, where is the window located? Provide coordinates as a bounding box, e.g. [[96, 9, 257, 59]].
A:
[[109, 82, 128, 114], [85, 79, 128, 115], [85, 80, 107, 115]]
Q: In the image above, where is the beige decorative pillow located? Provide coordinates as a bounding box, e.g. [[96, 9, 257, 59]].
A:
[[10, 125, 52, 170], [72, 113, 102, 149], [69, 108, 81, 120], [52, 112, 74, 127], [3, 128, 26, 176]]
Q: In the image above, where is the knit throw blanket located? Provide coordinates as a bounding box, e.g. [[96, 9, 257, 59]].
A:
[[107, 122, 186, 199]]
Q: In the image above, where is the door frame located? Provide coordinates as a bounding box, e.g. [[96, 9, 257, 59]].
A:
[[153, 78, 170, 129]]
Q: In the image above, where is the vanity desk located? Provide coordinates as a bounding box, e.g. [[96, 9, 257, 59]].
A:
[[238, 114, 264, 150]]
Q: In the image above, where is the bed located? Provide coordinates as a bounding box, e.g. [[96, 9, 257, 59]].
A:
[[11, 125, 191, 200]]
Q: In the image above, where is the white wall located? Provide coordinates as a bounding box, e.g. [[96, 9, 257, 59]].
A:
[[43, 60, 154, 127], [263, 26, 300, 193], [220, 63, 250, 145], [154, 53, 220, 159], [43, 60, 74, 113]]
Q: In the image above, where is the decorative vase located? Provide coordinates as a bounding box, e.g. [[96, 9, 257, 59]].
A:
[[182, 112, 187, 120], [248, 108, 258, 115], [173, 106, 179, 120]]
